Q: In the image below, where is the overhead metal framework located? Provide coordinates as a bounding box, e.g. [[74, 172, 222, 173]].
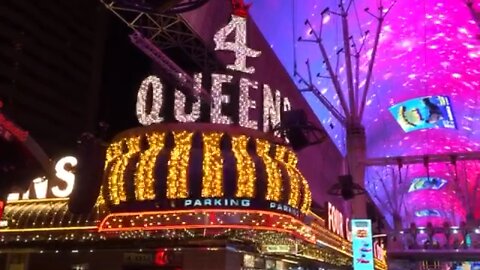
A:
[[364, 151, 480, 166], [100, 0, 220, 102], [108, 0, 210, 15]]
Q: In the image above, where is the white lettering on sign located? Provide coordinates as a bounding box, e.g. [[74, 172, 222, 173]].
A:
[[181, 199, 301, 216], [174, 73, 202, 123], [136, 74, 291, 134], [269, 202, 300, 217], [136, 76, 164, 126], [213, 15, 261, 74], [264, 245, 290, 253], [7, 156, 77, 201], [184, 198, 251, 208], [136, 11, 292, 134], [345, 217, 352, 241], [328, 202, 345, 238], [210, 73, 234, 125]]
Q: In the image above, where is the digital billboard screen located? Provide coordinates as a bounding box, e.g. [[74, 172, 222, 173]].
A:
[[389, 96, 456, 132], [408, 177, 447, 192], [415, 209, 441, 217], [352, 219, 374, 270]]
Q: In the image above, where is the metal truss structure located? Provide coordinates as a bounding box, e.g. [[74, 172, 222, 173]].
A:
[[100, 0, 220, 102], [109, 0, 210, 15], [364, 151, 480, 166]]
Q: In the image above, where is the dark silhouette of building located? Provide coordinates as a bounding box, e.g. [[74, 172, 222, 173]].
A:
[[0, 0, 109, 155]]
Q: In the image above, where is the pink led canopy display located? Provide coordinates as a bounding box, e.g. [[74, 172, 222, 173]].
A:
[[250, 0, 480, 226]]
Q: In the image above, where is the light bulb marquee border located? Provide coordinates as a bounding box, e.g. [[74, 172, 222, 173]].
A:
[[97, 208, 354, 258]]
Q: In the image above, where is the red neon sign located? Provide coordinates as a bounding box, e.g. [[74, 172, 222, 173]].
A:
[[155, 250, 169, 266], [0, 200, 4, 219], [0, 114, 28, 142]]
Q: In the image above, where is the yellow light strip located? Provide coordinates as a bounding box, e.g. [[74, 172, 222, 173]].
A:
[[232, 135, 256, 198], [95, 187, 106, 207], [105, 140, 123, 169], [285, 149, 311, 213], [105, 140, 124, 205], [166, 131, 193, 199], [201, 132, 224, 197], [135, 132, 165, 200], [276, 147, 300, 208], [108, 137, 141, 204], [5, 198, 68, 204], [301, 175, 312, 213], [256, 139, 282, 201]]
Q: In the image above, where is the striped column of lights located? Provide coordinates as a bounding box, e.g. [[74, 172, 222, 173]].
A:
[[134, 132, 166, 201], [256, 139, 282, 201], [301, 175, 312, 213], [105, 141, 122, 205], [276, 146, 301, 208], [285, 149, 312, 213], [96, 188, 106, 207], [201, 132, 224, 197], [108, 137, 141, 205], [166, 131, 193, 199], [232, 135, 256, 198]]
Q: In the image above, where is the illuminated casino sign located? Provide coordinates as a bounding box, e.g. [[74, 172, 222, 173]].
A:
[[99, 8, 312, 224], [136, 12, 292, 135], [7, 156, 77, 201], [327, 202, 351, 241]]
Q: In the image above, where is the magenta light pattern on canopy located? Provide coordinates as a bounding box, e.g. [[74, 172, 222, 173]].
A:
[[250, 0, 480, 225]]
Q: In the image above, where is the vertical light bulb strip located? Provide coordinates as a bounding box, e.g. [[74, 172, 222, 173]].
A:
[[282, 148, 301, 209], [232, 135, 256, 198], [134, 132, 165, 201], [95, 186, 106, 207], [166, 131, 193, 199], [300, 174, 312, 213], [105, 141, 123, 169], [174, 73, 202, 123], [109, 136, 141, 204], [105, 141, 123, 205], [256, 139, 282, 201], [282, 148, 311, 213], [201, 132, 224, 197]]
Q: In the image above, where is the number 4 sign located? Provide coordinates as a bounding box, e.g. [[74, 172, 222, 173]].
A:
[[213, 12, 261, 74]]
